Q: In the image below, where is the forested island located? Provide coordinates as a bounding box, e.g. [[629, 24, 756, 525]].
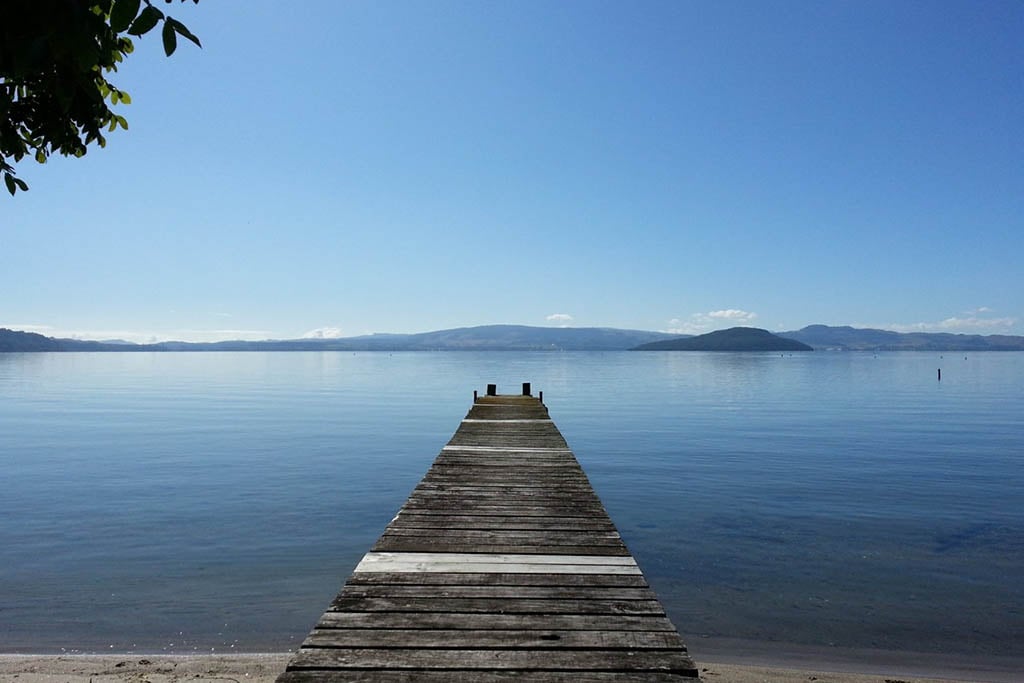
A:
[[632, 327, 812, 351]]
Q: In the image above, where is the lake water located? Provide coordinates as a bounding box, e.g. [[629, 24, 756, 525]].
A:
[[1, 351, 1021, 674]]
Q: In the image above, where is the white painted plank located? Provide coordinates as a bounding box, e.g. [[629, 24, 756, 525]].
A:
[[441, 445, 572, 453], [359, 552, 638, 565], [355, 562, 643, 575], [354, 552, 641, 574], [461, 419, 553, 423]]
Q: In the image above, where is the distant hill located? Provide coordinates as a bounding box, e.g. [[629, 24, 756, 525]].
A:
[[5, 324, 1024, 353], [1, 325, 677, 352], [781, 325, 1024, 351], [0, 328, 127, 352], [150, 325, 678, 351], [387, 325, 679, 351], [633, 327, 812, 351]]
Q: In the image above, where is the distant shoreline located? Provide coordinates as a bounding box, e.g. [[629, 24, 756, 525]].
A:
[[4, 324, 1024, 352]]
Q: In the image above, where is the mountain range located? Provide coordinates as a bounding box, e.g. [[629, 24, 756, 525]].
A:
[[3, 324, 1024, 352]]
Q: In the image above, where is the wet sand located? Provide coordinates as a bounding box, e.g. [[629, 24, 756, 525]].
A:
[[0, 654, 1007, 683]]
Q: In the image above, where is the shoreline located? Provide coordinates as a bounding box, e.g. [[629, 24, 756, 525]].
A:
[[688, 638, 1024, 683], [1, 652, 1019, 683]]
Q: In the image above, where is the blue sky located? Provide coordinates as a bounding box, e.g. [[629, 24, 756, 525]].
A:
[[3, 1, 1022, 342]]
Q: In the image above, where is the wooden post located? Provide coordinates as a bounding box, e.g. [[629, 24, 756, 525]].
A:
[[539, 390, 543, 404], [473, 390, 478, 401], [938, 368, 941, 381], [486, 383, 497, 396], [522, 382, 531, 396]]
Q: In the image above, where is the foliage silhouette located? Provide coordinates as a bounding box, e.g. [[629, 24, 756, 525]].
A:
[[1, 0, 200, 195]]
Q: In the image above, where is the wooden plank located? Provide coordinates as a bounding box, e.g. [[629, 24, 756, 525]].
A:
[[379, 530, 622, 543], [280, 672, 695, 683], [354, 552, 637, 567], [382, 526, 618, 535], [393, 505, 607, 516], [315, 611, 678, 631], [440, 445, 573, 453], [426, 462, 583, 468], [303, 628, 686, 649], [420, 474, 592, 484], [388, 515, 616, 530], [397, 506, 612, 516], [338, 585, 658, 600], [343, 572, 649, 588], [417, 470, 588, 479], [287, 648, 695, 672], [404, 495, 603, 505], [353, 561, 639, 574], [406, 492, 600, 501], [370, 542, 631, 556], [412, 481, 596, 490], [461, 419, 553, 423], [327, 597, 666, 614], [398, 501, 609, 511], [434, 451, 577, 459], [411, 482, 588, 490]]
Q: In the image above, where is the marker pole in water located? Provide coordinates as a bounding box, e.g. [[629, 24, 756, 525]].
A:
[[938, 368, 942, 381]]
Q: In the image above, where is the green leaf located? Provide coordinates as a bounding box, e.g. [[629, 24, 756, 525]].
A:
[[4, 174, 15, 196], [15, 178, 28, 192], [162, 20, 177, 56], [110, 0, 142, 33], [169, 18, 202, 48], [128, 6, 163, 36], [35, 150, 47, 163], [119, 90, 132, 104]]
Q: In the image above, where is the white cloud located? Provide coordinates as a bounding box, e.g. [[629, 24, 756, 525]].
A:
[[303, 326, 345, 339], [546, 313, 573, 326], [887, 315, 1017, 334], [665, 317, 704, 335], [707, 309, 758, 322], [188, 329, 272, 340], [940, 316, 1015, 330], [664, 309, 759, 335]]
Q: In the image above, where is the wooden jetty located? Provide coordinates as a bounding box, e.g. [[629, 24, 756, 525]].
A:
[[277, 385, 698, 681]]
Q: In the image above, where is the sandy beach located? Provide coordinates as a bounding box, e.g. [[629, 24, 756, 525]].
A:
[[0, 654, 1010, 683]]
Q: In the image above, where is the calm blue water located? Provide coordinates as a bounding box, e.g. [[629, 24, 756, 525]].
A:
[[1, 351, 1021, 665]]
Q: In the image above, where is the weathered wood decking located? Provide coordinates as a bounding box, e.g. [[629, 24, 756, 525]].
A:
[[277, 392, 698, 681]]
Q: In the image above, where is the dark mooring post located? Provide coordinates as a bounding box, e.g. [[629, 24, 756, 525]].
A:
[[486, 383, 497, 396], [473, 390, 478, 401], [522, 382, 531, 396], [938, 368, 942, 381]]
